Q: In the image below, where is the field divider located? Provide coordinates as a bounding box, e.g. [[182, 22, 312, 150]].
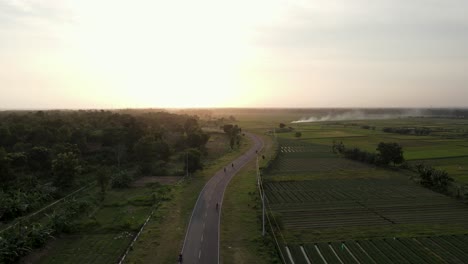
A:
[[285, 246, 295, 264], [300, 246, 312, 264], [314, 244, 328, 264], [0, 184, 93, 234], [118, 202, 159, 264], [328, 244, 345, 264]]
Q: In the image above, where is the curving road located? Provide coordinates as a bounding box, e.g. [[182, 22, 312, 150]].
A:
[[181, 132, 264, 264]]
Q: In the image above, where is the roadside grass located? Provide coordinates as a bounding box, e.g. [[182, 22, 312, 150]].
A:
[[221, 134, 280, 264], [124, 134, 252, 264]]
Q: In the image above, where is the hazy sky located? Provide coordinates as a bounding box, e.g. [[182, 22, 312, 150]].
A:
[[1, 0, 468, 109]]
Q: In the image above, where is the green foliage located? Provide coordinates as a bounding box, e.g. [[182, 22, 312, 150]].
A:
[[0, 195, 92, 263], [376, 142, 404, 166], [111, 170, 134, 188], [223, 124, 242, 150], [52, 152, 82, 189], [294, 131, 302, 138], [7, 152, 27, 169], [185, 148, 203, 173], [0, 147, 14, 185], [0, 229, 32, 263], [0, 185, 54, 221], [416, 164, 454, 193], [27, 146, 51, 172], [383, 127, 432, 136], [96, 168, 110, 194]]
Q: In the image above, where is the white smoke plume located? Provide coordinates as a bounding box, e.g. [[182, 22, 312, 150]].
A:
[[291, 109, 428, 123]]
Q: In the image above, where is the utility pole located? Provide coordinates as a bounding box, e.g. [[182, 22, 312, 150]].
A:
[[256, 155, 259, 186], [186, 152, 189, 177], [262, 188, 265, 236]]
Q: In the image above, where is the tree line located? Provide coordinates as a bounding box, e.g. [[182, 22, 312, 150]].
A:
[[332, 141, 405, 166], [0, 110, 210, 222], [332, 141, 454, 193]]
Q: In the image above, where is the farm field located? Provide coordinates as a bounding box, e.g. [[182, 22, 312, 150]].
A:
[[285, 235, 468, 264], [262, 118, 468, 262]]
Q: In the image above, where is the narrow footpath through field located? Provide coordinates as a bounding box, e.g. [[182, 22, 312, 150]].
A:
[[181, 132, 263, 264]]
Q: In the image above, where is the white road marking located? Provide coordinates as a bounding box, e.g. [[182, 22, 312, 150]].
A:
[[198, 250, 201, 259], [201, 233, 204, 242]]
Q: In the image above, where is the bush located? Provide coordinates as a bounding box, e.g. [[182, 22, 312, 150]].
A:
[[111, 170, 133, 188], [416, 164, 453, 193]]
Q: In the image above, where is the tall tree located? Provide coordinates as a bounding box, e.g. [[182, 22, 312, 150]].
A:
[[52, 152, 82, 188], [376, 142, 404, 166]]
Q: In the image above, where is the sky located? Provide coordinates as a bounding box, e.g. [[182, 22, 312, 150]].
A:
[[1, 0, 468, 109]]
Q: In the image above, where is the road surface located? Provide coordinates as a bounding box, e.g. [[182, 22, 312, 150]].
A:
[[181, 132, 264, 264]]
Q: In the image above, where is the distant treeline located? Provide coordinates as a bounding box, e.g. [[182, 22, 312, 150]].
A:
[[332, 141, 404, 166], [382, 127, 432, 136], [332, 141, 454, 194]]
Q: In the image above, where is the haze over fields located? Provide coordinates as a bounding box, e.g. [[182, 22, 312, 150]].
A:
[[1, 0, 468, 109]]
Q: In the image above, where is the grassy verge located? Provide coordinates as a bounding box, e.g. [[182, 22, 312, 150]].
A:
[[221, 134, 280, 264], [125, 135, 252, 264]]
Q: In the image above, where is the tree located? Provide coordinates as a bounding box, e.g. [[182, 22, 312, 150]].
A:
[[279, 123, 286, 129], [134, 135, 171, 162], [184, 117, 199, 134], [111, 170, 133, 188], [134, 135, 171, 174], [223, 124, 234, 134], [230, 136, 235, 150], [0, 147, 14, 186], [185, 148, 203, 173], [96, 168, 110, 193], [376, 142, 404, 166], [295, 132, 302, 138], [223, 124, 241, 149], [186, 132, 209, 149], [7, 152, 27, 170], [27, 146, 51, 172], [52, 152, 82, 189]]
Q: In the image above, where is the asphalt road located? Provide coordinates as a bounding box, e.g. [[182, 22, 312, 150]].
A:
[[181, 132, 264, 264]]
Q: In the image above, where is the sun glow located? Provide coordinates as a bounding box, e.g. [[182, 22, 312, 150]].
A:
[[41, 0, 286, 108]]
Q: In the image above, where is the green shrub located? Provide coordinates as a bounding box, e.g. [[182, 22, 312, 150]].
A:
[[111, 170, 133, 188]]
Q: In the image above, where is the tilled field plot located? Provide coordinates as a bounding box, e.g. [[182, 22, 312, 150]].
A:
[[285, 235, 468, 264], [265, 179, 468, 230]]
